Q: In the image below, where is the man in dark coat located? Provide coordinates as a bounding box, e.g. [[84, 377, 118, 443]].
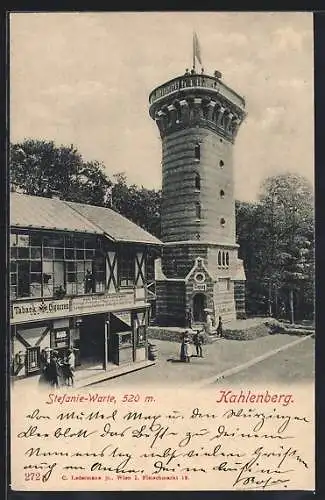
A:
[[193, 330, 204, 357]]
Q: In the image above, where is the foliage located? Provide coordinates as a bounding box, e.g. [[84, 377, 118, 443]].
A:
[[237, 173, 314, 322], [109, 173, 162, 238], [10, 139, 112, 206], [10, 140, 162, 238]]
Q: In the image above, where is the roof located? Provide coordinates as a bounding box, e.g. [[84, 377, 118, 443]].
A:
[[10, 193, 162, 246], [10, 193, 102, 234], [66, 200, 161, 245]]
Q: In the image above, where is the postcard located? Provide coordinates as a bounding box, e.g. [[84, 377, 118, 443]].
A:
[[9, 11, 315, 492]]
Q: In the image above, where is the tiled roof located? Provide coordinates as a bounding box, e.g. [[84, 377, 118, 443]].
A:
[[10, 193, 162, 245], [66, 201, 161, 245]]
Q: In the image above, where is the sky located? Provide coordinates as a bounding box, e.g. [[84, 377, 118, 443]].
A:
[[10, 12, 314, 202]]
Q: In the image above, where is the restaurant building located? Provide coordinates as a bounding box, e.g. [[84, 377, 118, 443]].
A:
[[10, 193, 161, 379]]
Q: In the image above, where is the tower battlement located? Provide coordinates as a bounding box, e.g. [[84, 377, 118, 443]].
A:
[[149, 73, 246, 142]]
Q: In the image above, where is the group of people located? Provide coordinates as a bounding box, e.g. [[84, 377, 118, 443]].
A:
[[39, 348, 75, 388], [180, 312, 224, 362], [180, 330, 205, 362]]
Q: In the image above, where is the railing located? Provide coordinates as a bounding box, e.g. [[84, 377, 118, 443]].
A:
[[149, 74, 245, 109]]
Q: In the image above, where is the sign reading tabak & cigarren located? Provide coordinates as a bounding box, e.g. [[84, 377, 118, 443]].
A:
[[10, 291, 137, 324], [11, 299, 70, 323]]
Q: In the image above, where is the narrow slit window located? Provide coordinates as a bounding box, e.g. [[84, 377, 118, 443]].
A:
[[226, 252, 229, 267], [195, 202, 201, 220], [220, 189, 225, 198], [222, 252, 226, 267], [194, 143, 201, 160], [195, 173, 201, 190], [218, 251, 222, 267]]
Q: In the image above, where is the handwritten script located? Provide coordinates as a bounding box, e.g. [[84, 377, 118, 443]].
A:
[[11, 387, 314, 491]]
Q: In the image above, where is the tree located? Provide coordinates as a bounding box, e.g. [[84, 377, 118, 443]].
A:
[[10, 139, 112, 206], [258, 173, 314, 323], [236, 173, 314, 323], [109, 173, 162, 238]]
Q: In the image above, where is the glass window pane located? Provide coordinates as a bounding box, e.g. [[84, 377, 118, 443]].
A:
[[75, 237, 85, 249], [17, 234, 29, 247], [18, 247, 29, 259], [43, 260, 53, 273], [10, 273, 17, 285], [31, 261, 42, 272], [65, 235, 75, 248], [43, 248, 54, 259], [85, 249, 95, 259], [55, 248, 64, 259], [65, 248, 75, 259], [67, 261, 76, 272], [10, 262, 16, 272], [10, 286, 17, 299], [10, 233, 17, 247], [10, 247, 17, 258], [44, 235, 64, 247], [17, 261, 30, 297], [76, 262, 85, 273], [30, 233, 43, 246], [67, 273, 76, 283], [31, 247, 41, 259], [85, 238, 96, 249], [30, 272, 42, 283], [76, 250, 85, 260]]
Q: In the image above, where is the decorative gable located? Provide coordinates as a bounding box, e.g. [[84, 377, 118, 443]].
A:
[[185, 257, 216, 290]]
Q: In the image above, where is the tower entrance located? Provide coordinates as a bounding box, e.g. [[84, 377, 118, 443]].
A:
[[192, 293, 207, 323]]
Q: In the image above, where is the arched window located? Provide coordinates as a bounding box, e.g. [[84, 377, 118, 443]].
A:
[[220, 189, 225, 198], [220, 217, 226, 227], [194, 143, 201, 160], [219, 160, 224, 168], [195, 173, 201, 190], [218, 251, 222, 267], [225, 252, 229, 267], [195, 202, 201, 220], [222, 251, 226, 267]]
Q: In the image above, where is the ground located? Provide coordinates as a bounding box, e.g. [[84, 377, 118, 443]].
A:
[[92, 333, 315, 388], [217, 336, 314, 385]]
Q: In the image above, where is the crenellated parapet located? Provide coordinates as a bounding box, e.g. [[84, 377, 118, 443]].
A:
[[149, 73, 246, 142]]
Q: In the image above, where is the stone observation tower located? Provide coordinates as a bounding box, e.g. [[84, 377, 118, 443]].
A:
[[149, 43, 247, 326]]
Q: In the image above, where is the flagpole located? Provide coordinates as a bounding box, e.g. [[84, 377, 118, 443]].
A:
[[192, 32, 195, 71]]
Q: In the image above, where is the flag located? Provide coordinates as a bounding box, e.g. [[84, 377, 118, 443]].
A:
[[193, 31, 202, 66]]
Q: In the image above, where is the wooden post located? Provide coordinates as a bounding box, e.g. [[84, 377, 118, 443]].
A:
[[268, 280, 272, 317], [104, 315, 110, 370], [289, 288, 294, 325]]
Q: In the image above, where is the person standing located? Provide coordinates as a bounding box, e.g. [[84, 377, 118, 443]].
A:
[[66, 348, 75, 386], [48, 352, 60, 388], [216, 316, 223, 337], [205, 311, 213, 335], [193, 330, 204, 357], [183, 332, 192, 363]]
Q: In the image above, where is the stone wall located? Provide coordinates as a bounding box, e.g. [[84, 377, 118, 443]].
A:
[[155, 280, 185, 326]]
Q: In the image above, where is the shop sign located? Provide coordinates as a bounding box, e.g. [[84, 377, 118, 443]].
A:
[[71, 291, 135, 314], [11, 299, 70, 324], [193, 283, 207, 291]]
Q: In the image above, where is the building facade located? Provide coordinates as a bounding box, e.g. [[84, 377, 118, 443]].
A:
[[149, 71, 247, 326], [10, 193, 160, 379]]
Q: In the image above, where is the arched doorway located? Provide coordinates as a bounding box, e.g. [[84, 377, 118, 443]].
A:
[[192, 293, 207, 323]]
